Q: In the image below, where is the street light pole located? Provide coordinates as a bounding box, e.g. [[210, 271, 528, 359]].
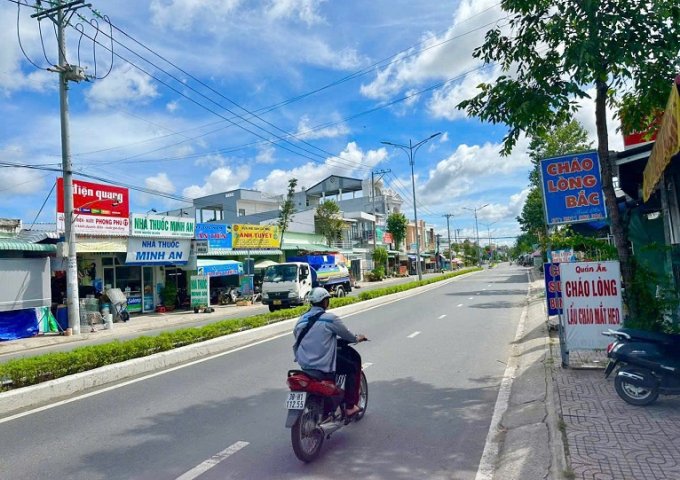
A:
[[444, 213, 453, 270], [464, 204, 489, 267], [382, 133, 441, 281], [482, 220, 498, 263]]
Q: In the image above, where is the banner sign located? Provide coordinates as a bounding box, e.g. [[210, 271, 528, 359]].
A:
[[550, 249, 575, 264], [57, 178, 130, 236], [544, 263, 563, 316], [540, 152, 607, 226], [131, 214, 194, 238], [232, 224, 280, 249], [195, 223, 232, 248], [643, 84, 680, 201], [383, 232, 393, 244], [190, 275, 210, 308], [197, 261, 243, 277], [125, 238, 191, 266], [560, 261, 623, 350]]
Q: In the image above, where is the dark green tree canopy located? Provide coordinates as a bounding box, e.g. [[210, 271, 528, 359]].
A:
[[315, 200, 345, 246], [386, 212, 408, 250]]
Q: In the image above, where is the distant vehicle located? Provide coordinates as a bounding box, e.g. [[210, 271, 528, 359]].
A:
[[262, 256, 352, 312]]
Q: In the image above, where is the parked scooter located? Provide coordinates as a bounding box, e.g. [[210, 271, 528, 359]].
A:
[[284, 338, 368, 462], [603, 328, 680, 406]]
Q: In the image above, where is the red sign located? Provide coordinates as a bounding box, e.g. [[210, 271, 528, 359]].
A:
[[56, 178, 130, 236]]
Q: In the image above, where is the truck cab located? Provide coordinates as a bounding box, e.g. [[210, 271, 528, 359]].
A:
[[261, 262, 314, 312]]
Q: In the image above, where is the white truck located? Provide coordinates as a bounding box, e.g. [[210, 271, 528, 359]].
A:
[[261, 261, 352, 312]]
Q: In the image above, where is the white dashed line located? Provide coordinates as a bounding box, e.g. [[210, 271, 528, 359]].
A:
[[468, 297, 474, 300], [176, 441, 249, 480], [362, 362, 373, 369], [457, 304, 463, 307], [407, 331, 421, 338], [438, 314, 447, 319]]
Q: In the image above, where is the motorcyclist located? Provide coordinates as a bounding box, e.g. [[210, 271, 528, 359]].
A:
[[293, 287, 367, 417]]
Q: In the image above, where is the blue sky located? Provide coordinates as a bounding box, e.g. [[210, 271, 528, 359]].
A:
[[0, 0, 624, 246]]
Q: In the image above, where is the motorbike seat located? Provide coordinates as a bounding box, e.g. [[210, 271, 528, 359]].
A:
[[619, 328, 680, 346]]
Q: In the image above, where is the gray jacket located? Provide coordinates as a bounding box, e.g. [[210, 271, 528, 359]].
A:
[[293, 306, 357, 373]]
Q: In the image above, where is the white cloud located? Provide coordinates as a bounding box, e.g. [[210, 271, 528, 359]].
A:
[[256, 146, 276, 164], [266, 0, 326, 26], [183, 165, 251, 198], [419, 136, 531, 205], [150, 0, 242, 31], [0, 146, 47, 196], [194, 154, 226, 168], [85, 67, 159, 109], [166, 101, 179, 112], [477, 188, 531, 223], [360, 0, 503, 100], [295, 115, 349, 140], [428, 67, 500, 121], [145, 172, 176, 194], [253, 142, 387, 194], [573, 88, 625, 152]]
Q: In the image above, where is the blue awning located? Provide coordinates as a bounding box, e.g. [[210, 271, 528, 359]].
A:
[[196, 259, 243, 277]]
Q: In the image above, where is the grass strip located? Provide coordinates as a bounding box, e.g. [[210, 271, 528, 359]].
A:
[[0, 267, 480, 391]]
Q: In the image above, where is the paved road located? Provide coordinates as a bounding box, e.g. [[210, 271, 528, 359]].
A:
[[0, 264, 528, 479]]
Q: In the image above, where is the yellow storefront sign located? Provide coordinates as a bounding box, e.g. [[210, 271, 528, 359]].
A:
[[232, 224, 280, 249], [643, 84, 680, 201]]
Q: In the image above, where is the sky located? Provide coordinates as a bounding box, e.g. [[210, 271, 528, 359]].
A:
[[0, 0, 625, 247]]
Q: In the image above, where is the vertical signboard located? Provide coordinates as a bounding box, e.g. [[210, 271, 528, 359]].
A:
[[539, 152, 607, 226], [57, 178, 130, 235], [190, 275, 210, 308], [544, 263, 562, 316], [560, 261, 623, 350]]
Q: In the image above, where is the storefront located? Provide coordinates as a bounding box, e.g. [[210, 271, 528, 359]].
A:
[[125, 213, 195, 312]]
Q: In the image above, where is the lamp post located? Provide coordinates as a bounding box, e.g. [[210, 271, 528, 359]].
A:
[[382, 132, 441, 281], [482, 220, 498, 263], [463, 204, 489, 267], [68, 198, 120, 334]]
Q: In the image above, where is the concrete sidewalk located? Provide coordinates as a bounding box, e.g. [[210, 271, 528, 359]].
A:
[[497, 269, 680, 480]]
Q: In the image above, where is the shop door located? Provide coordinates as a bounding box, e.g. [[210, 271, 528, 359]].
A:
[[142, 267, 155, 312]]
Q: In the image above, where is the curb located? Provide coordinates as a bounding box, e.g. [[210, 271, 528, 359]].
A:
[[0, 270, 478, 417]]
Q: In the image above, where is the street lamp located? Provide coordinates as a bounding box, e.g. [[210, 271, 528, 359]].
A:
[[67, 197, 120, 335], [382, 132, 441, 281], [463, 204, 489, 267], [482, 220, 498, 263]]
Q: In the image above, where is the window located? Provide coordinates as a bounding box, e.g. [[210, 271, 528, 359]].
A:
[[238, 208, 246, 217]]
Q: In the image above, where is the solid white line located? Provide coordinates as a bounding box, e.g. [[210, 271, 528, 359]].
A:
[[407, 331, 421, 338], [457, 304, 463, 307], [475, 274, 530, 480], [438, 314, 447, 319], [175, 441, 249, 480], [362, 362, 373, 369]]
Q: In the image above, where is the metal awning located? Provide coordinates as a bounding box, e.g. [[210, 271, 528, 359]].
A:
[[76, 238, 128, 253], [281, 243, 336, 252], [0, 239, 56, 253], [203, 248, 282, 256]]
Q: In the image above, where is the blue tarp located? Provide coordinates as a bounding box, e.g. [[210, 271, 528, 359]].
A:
[[0, 308, 39, 341]]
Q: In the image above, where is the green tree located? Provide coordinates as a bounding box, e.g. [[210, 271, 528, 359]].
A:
[[315, 200, 345, 246], [459, 0, 680, 316], [277, 178, 298, 247], [386, 212, 408, 251], [517, 121, 592, 243], [371, 246, 388, 280]]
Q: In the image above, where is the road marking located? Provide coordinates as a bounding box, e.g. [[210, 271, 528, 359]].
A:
[[475, 273, 530, 480], [407, 331, 421, 338], [176, 441, 249, 480], [457, 304, 463, 307], [438, 314, 447, 319], [362, 362, 373, 369], [476, 292, 481, 295], [468, 297, 474, 300]]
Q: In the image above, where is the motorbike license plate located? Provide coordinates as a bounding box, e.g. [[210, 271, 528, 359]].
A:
[[286, 391, 307, 409], [273, 300, 282, 305]]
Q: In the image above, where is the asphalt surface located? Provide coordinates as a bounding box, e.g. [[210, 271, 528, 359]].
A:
[[0, 265, 531, 480]]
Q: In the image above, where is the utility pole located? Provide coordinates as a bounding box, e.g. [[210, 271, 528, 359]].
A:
[[444, 213, 453, 270], [382, 133, 441, 281], [464, 204, 489, 267], [371, 169, 391, 252], [435, 234, 442, 270], [32, 1, 89, 335]]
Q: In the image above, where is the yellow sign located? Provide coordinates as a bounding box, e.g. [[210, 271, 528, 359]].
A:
[[643, 84, 680, 201], [232, 224, 280, 249]]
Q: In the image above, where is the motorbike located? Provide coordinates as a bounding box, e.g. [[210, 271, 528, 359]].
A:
[[284, 338, 368, 462], [603, 328, 680, 406]]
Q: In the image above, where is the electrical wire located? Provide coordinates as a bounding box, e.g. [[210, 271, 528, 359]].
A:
[[15, 0, 49, 70], [28, 179, 56, 229]]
